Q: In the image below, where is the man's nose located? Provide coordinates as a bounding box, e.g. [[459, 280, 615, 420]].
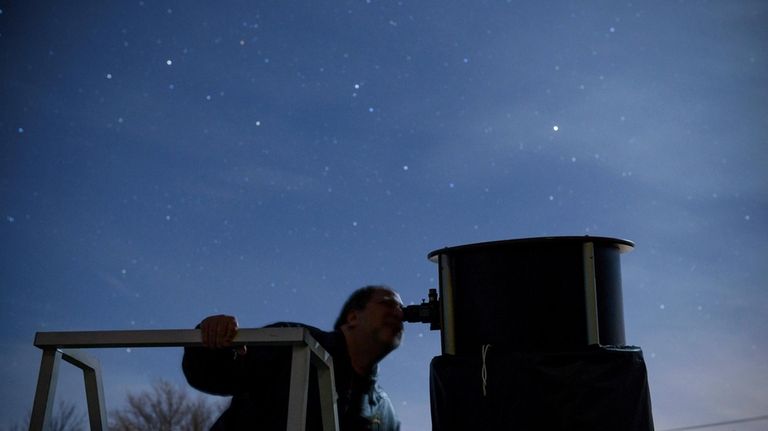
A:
[[393, 304, 404, 320]]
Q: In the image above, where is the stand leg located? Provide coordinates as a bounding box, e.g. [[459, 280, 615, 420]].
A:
[[287, 345, 310, 431], [62, 349, 107, 430], [316, 361, 339, 431], [29, 349, 61, 431]]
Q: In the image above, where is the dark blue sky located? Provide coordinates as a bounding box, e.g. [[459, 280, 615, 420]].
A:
[[1, 1, 767, 429]]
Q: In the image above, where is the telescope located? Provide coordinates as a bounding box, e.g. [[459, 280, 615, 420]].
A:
[[403, 236, 654, 430]]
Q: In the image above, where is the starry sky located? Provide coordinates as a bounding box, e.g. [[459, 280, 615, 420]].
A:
[[1, 1, 766, 429]]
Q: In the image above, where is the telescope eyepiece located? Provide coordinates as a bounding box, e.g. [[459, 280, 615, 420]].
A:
[[402, 288, 441, 330], [403, 303, 431, 323]]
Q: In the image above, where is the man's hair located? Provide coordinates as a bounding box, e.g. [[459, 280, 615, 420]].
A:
[[333, 285, 391, 330]]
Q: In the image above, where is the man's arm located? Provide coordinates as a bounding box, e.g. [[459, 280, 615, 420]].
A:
[[182, 315, 246, 395], [182, 315, 293, 396], [182, 344, 246, 395]]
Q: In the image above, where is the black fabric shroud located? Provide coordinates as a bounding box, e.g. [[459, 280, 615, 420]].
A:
[[430, 346, 654, 431]]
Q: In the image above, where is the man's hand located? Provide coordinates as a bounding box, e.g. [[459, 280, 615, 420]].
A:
[[200, 315, 243, 353]]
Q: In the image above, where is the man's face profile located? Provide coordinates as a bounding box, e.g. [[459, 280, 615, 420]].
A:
[[350, 288, 405, 351]]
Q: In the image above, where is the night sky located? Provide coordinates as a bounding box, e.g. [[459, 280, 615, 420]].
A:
[[1, 1, 767, 429]]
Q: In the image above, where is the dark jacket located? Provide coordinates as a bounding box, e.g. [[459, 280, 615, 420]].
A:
[[183, 322, 400, 431]]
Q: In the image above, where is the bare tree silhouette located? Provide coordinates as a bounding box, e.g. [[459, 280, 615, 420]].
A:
[[8, 400, 85, 431], [11, 380, 222, 431], [109, 379, 223, 431]]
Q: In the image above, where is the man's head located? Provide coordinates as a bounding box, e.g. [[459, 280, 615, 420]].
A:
[[335, 285, 404, 354]]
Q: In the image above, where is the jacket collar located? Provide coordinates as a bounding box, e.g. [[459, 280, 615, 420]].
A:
[[332, 330, 379, 387]]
